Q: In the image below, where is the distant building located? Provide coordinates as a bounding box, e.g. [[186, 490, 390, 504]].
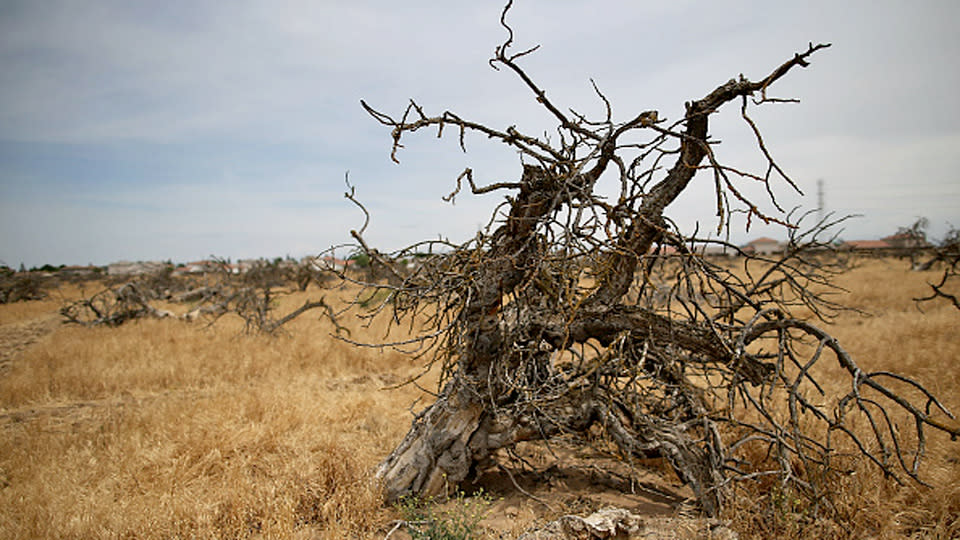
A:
[[841, 231, 931, 253], [60, 265, 101, 278], [697, 244, 732, 257], [107, 260, 167, 276], [881, 232, 930, 250], [235, 259, 261, 274], [173, 260, 219, 275], [742, 237, 783, 255], [842, 239, 891, 251]]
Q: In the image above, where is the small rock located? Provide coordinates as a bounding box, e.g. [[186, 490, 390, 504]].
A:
[[518, 507, 641, 539], [516, 508, 739, 540]]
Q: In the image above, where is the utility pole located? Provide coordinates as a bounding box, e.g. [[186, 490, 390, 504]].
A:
[[817, 178, 825, 223]]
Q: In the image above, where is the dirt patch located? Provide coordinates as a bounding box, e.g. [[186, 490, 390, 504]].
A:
[[379, 436, 708, 538], [0, 315, 60, 375], [451, 438, 703, 538], [515, 507, 738, 539]]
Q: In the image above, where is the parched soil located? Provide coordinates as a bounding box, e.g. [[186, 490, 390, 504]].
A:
[[466, 440, 735, 539], [477, 440, 688, 516]]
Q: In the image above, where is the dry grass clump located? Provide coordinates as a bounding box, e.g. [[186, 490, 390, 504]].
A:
[[0, 294, 61, 327], [2, 389, 387, 538], [0, 258, 957, 539], [725, 257, 960, 539], [0, 287, 427, 539]]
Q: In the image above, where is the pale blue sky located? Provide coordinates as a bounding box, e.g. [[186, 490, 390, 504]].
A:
[[1, 1, 958, 267]]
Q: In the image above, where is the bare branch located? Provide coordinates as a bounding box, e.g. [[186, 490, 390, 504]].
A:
[[341, 14, 950, 523]]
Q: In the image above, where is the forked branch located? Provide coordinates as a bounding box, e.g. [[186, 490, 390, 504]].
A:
[[346, 5, 952, 521]]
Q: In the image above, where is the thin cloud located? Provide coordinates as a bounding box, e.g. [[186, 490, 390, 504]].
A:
[[1, 1, 958, 267]]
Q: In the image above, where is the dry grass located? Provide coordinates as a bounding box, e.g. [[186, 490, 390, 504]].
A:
[[0, 286, 427, 539], [0, 295, 61, 327], [0, 258, 957, 539], [726, 257, 960, 539]]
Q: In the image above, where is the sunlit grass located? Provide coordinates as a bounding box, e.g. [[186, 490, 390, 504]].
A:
[[0, 258, 957, 538]]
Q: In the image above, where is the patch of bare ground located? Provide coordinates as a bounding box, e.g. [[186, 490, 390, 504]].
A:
[[480, 443, 683, 514], [515, 508, 737, 540], [469, 439, 734, 539], [384, 440, 737, 539]]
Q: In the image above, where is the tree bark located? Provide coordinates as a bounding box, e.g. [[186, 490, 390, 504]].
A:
[[376, 385, 486, 503], [359, 34, 943, 519]]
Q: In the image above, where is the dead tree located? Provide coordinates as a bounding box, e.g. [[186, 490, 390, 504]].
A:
[[915, 225, 960, 310], [181, 259, 343, 335], [0, 272, 48, 304], [345, 4, 959, 516], [61, 282, 175, 326], [894, 218, 959, 310], [61, 260, 342, 334]]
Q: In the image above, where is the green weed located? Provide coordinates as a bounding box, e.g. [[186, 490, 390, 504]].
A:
[[395, 488, 492, 540]]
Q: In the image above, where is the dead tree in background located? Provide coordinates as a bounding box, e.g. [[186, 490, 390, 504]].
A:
[[61, 259, 342, 334], [893, 217, 959, 310], [915, 224, 960, 310], [0, 272, 47, 304], [345, 3, 960, 517], [203, 258, 341, 335], [61, 282, 176, 326]]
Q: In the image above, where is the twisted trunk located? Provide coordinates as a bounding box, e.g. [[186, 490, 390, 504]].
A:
[[370, 37, 837, 515]]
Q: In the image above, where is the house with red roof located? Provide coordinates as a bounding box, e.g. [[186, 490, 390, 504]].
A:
[[742, 237, 783, 255], [842, 239, 891, 251]]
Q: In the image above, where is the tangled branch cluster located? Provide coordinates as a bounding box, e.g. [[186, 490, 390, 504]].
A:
[[345, 3, 959, 517], [61, 259, 340, 335], [0, 272, 47, 304], [916, 225, 960, 310]]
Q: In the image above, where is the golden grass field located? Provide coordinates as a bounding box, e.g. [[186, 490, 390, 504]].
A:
[[0, 257, 958, 539]]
